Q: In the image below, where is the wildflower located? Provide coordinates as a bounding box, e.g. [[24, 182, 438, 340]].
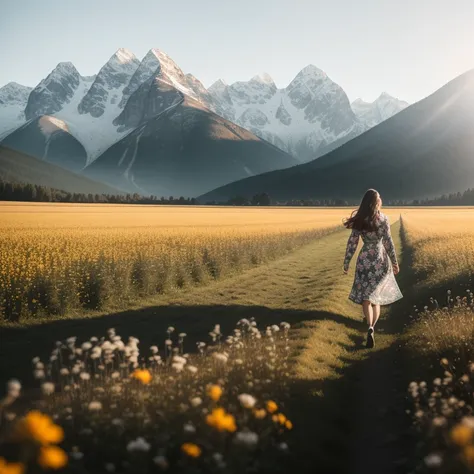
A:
[[0, 457, 24, 474], [165, 339, 172, 346], [186, 365, 198, 374], [424, 453, 443, 468], [41, 382, 55, 396], [238, 394, 257, 409], [88, 401, 102, 412], [172, 355, 187, 365], [450, 424, 473, 446], [34, 369, 45, 380], [462, 417, 474, 429], [38, 446, 68, 470], [167, 327, 175, 334], [131, 369, 152, 385], [212, 353, 228, 364], [7, 379, 21, 398], [280, 322, 290, 330], [190, 397, 202, 407], [207, 384, 223, 401], [150, 345, 159, 354], [272, 413, 287, 425], [235, 359, 243, 365], [172, 362, 184, 372], [127, 437, 151, 452], [271, 325, 280, 332], [464, 446, 474, 467], [440, 358, 449, 366], [285, 420, 293, 430], [14, 411, 64, 445], [179, 333, 187, 338], [206, 408, 237, 432], [253, 409, 266, 419], [181, 443, 201, 458], [111, 385, 122, 394], [79, 372, 90, 381], [59, 368, 69, 376], [234, 430, 259, 448], [213, 324, 221, 335], [433, 378, 441, 386], [81, 342, 92, 351], [266, 400, 278, 413], [183, 423, 196, 434], [153, 455, 169, 470]]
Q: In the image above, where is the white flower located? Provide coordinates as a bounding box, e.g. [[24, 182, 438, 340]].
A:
[[88, 401, 102, 411], [81, 342, 92, 351], [271, 325, 280, 332], [238, 393, 257, 409], [41, 382, 55, 395], [165, 339, 173, 346], [213, 324, 221, 335], [150, 346, 159, 354], [280, 322, 290, 330], [35, 362, 45, 370], [172, 355, 187, 365], [66, 336, 77, 345], [167, 327, 175, 333], [212, 353, 228, 364], [179, 333, 187, 338], [186, 365, 198, 374], [172, 362, 184, 372], [235, 359, 243, 365], [234, 430, 259, 447], [153, 456, 169, 470], [60, 368, 69, 376], [126, 437, 151, 452], [462, 416, 474, 429], [190, 397, 202, 407], [424, 453, 442, 467], [70, 451, 84, 460], [7, 379, 21, 398], [111, 371, 120, 379], [111, 385, 122, 394], [80, 372, 91, 381], [183, 423, 196, 434], [32, 357, 40, 364], [34, 369, 45, 380], [197, 342, 206, 349]]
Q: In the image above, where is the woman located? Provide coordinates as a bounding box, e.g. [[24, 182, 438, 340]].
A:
[[343, 189, 402, 348]]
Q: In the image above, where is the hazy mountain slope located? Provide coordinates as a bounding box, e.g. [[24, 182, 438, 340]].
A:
[[85, 95, 298, 197], [2, 115, 87, 172], [0, 146, 120, 194], [199, 70, 474, 202], [351, 93, 409, 128]]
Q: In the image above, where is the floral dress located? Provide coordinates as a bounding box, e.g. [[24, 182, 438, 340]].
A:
[[343, 212, 403, 305]]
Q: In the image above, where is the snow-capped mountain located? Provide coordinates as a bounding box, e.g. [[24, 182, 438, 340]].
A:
[[207, 66, 365, 162], [0, 82, 32, 139], [351, 93, 409, 128], [0, 46, 410, 195]]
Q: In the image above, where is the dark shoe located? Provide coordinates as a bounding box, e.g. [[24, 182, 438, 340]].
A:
[[366, 328, 375, 349]]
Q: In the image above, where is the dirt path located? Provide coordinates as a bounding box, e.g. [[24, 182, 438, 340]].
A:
[[0, 222, 413, 474]]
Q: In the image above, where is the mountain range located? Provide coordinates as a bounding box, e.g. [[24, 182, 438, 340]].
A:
[[199, 69, 474, 203], [0, 48, 408, 196]]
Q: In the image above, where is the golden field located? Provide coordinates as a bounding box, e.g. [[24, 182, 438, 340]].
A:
[[2, 203, 378, 322], [401, 208, 474, 287]]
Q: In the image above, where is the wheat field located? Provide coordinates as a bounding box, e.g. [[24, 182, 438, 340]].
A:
[[401, 208, 474, 287], [1, 203, 373, 322]]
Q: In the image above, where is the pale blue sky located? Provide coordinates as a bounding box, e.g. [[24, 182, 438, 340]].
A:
[[0, 0, 473, 103]]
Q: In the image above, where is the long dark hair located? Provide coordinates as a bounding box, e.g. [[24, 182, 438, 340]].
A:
[[344, 189, 381, 232]]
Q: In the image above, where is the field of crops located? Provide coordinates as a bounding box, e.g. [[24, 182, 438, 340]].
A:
[[401, 208, 474, 287], [0, 203, 369, 322]]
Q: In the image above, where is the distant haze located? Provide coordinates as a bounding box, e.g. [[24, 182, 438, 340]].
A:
[[0, 0, 473, 103]]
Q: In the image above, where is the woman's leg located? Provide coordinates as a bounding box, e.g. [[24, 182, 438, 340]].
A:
[[372, 304, 381, 326], [362, 300, 374, 327]]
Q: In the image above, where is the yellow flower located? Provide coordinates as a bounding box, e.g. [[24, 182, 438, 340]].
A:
[[266, 400, 278, 413], [0, 458, 24, 474], [253, 409, 267, 419], [464, 445, 474, 467], [206, 408, 237, 432], [285, 420, 293, 430], [38, 446, 68, 470], [451, 424, 473, 446], [181, 443, 202, 458], [272, 413, 287, 425], [207, 384, 223, 402], [14, 411, 64, 445], [131, 369, 152, 385]]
